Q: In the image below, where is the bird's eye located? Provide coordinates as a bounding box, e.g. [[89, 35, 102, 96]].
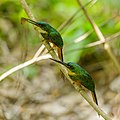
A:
[[67, 64, 74, 69]]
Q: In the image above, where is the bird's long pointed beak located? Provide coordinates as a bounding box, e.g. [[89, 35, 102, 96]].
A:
[[50, 58, 68, 68], [21, 18, 39, 26]]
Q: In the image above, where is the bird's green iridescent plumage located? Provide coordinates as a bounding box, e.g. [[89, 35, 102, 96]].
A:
[[41, 31, 63, 48], [65, 62, 95, 92], [50, 58, 98, 105], [21, 18, 64, 61], [22, 18, 63, 48], [36, 21, 63, 48]]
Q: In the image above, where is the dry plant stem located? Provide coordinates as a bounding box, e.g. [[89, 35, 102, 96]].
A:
[[33, 44, 45, 58], [57, 8, 80, 31], [73, 84, 112, 120], [66, 31, 120, 53], [19, 0, 35, 20], [19, 0, 112, 119], [57, 0, 94, 31], [74, 31, 92, 43], [58, 0, 97, 33], [77, 0, 120, 74], [77, 0, 105, 42], [107, 31, 120, 40], [0, 54, 51, 81], [73, 15, 118, 43]]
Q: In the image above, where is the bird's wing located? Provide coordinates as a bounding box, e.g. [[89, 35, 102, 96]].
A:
[[41, 33, 49, 39], [49, 32, 63, 48], [57, 47, 64, 61], [80, 71, 95, 92]]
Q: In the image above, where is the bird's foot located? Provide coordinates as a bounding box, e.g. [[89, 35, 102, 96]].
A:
[[47, 48, 54, 53]]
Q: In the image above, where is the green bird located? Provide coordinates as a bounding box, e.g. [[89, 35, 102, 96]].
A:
[[50, 58, 98, 105], [21, 18, 64, 61]]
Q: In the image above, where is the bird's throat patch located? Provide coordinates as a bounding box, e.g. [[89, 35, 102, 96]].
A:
[[67, 69, 76, 76]]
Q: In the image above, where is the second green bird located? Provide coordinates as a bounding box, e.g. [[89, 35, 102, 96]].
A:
[[50, 58, 98, 105], [21, 18, 64, 61]]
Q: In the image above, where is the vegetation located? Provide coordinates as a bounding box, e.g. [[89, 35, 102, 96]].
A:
[[0, 0, 120, 120]]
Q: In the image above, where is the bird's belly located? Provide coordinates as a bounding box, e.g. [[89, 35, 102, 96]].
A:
[[69, 75, 81, 85], [69, 75, 80, 81]]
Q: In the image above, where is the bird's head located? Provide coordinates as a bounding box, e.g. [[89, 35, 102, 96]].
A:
[[21, 18, 49, 31], [50, 58, 80, 75]]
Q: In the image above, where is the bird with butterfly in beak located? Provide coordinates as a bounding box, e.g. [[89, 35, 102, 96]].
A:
[[21, 18, 64, 62]]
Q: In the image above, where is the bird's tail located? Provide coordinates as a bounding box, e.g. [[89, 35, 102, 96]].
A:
[[91, 91, 100, 116], [57, 48, 64, 62], [91, 91, 98, 105], [57, 47, 65, 79]]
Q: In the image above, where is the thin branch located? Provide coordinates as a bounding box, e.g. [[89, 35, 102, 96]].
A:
[[57, 0, 95, 32], [33, 44, 45, 58], [66, 31, 120, 53], [73, 15, 118, 44], [59, 0, 97, 35], [106, 31, 120, 40], [74, 31, 92, 43], [73, 83, 112, 120], [77, 0, 120, 74], [0, 54, 51, 82], [77, 0, 105, 42], [19, 0, 35, 20], [65, 6, 118, 47]]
